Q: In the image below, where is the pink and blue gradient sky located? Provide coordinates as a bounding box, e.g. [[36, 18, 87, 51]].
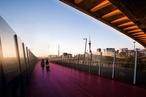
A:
[[0, 0, 144, 57]]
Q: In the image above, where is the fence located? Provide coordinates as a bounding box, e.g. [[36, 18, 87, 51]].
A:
[[0, 16, 38, 97], [51, 49, 146, 87]]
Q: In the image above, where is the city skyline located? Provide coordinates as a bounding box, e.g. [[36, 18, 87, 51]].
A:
[[0, 0, 144, 57]]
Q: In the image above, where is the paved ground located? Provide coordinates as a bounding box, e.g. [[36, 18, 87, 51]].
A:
[[26, 61, 146, 97]]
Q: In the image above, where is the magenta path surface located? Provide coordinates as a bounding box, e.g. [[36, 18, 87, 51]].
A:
[[26, 61, 146, 97]]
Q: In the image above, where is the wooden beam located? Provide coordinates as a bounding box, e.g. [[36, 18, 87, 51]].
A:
[[111, 16, 129, 23], [134, 35, 146, 38], [90, 0, 111, 12], [102, 9, 122, 18], [117, 22, 134, 27], [136, 37, 146, 41], [127, 29, 142, 33], [123, 26, 139, 30], [131, 32, 144, 35], [74, 0, 83, 4]]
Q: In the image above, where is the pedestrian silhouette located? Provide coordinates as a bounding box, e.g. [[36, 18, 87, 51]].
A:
[[41, 59, 45, 73], [46, 59, 50, 73]]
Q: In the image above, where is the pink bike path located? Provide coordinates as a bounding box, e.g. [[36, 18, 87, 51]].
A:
[[26, 61, 146, 97]]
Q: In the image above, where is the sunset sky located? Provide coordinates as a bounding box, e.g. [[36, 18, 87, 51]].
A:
[[0, 0, 144, 57]]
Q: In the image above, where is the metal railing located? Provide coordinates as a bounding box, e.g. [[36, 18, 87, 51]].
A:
[[51, 49, 146, 87]]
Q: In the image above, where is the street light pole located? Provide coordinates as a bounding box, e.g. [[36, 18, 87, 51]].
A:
[[82, 38, 87, 70], [133, 41, 136, 51]]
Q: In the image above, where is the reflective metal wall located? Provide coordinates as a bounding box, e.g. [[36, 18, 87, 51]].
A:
[[0, 16, 38, 97]]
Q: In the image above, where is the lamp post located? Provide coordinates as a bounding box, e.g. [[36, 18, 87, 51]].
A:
[[133, 41, 136, 51], [82, 38, 87, 70], [133, 41, 137, 84]]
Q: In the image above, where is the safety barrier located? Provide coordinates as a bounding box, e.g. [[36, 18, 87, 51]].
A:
[[51, 49, 146, 87], [0, 16, 38, 97]]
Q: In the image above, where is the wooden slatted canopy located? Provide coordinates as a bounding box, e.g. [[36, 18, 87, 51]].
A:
[[60, 0, 146, 48]]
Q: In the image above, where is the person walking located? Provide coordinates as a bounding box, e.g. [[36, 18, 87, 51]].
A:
[[41, 59, 45, 73], [46, 59, 50, 72]]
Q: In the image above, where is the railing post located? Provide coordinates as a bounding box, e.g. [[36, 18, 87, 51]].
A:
[[14, 34, 25, 97], [22, 43, 29, 83], [82, 38, 87, 71], [77, 54, 80, 69], [112, 51, 116, 79], [98, 52, 102, 75], [89, 53, 92, 73], [133, 48, 138, 84], [26, 47, 30, 75]]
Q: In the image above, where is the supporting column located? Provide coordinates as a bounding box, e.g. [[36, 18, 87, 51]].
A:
[[14, 35, 22, 77], [112, 51, 116, 79], [133, 48, 138, 84], [14, 34, 25, 97], [98, 52, 102, 75], [22, 43, 29, 83]]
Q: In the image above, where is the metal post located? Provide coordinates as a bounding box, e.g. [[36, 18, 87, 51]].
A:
[[89, 52, 92, 73], [26, 47, 29, 72], [98, 52, 102, 75], [27, 49, 31, 75], [14, 35, 25, 97], [78, 54, 80, 69], [14, 35, 22, 75], [112, 51, 116, 79], [133, 41, 136, 51], [22, 43, 29, 83], [133, 48, 138, 84], [82, 38, 87, 71], [0, 37, 7, 97], [70, 55, 71, 63]]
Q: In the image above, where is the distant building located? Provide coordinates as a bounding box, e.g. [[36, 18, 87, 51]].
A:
[[139, 49, 146, 55], [96, 48, 101, 55], [119, 48, 128, 53], [62, 53, 72, 58], [48, 55, 58, 58], [127, 50, 134, 56], [116, 50, 119, 54], [103, 48, 115, 56]]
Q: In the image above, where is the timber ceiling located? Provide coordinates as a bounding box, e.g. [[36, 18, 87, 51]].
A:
[[60, 0, 146, 48]]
